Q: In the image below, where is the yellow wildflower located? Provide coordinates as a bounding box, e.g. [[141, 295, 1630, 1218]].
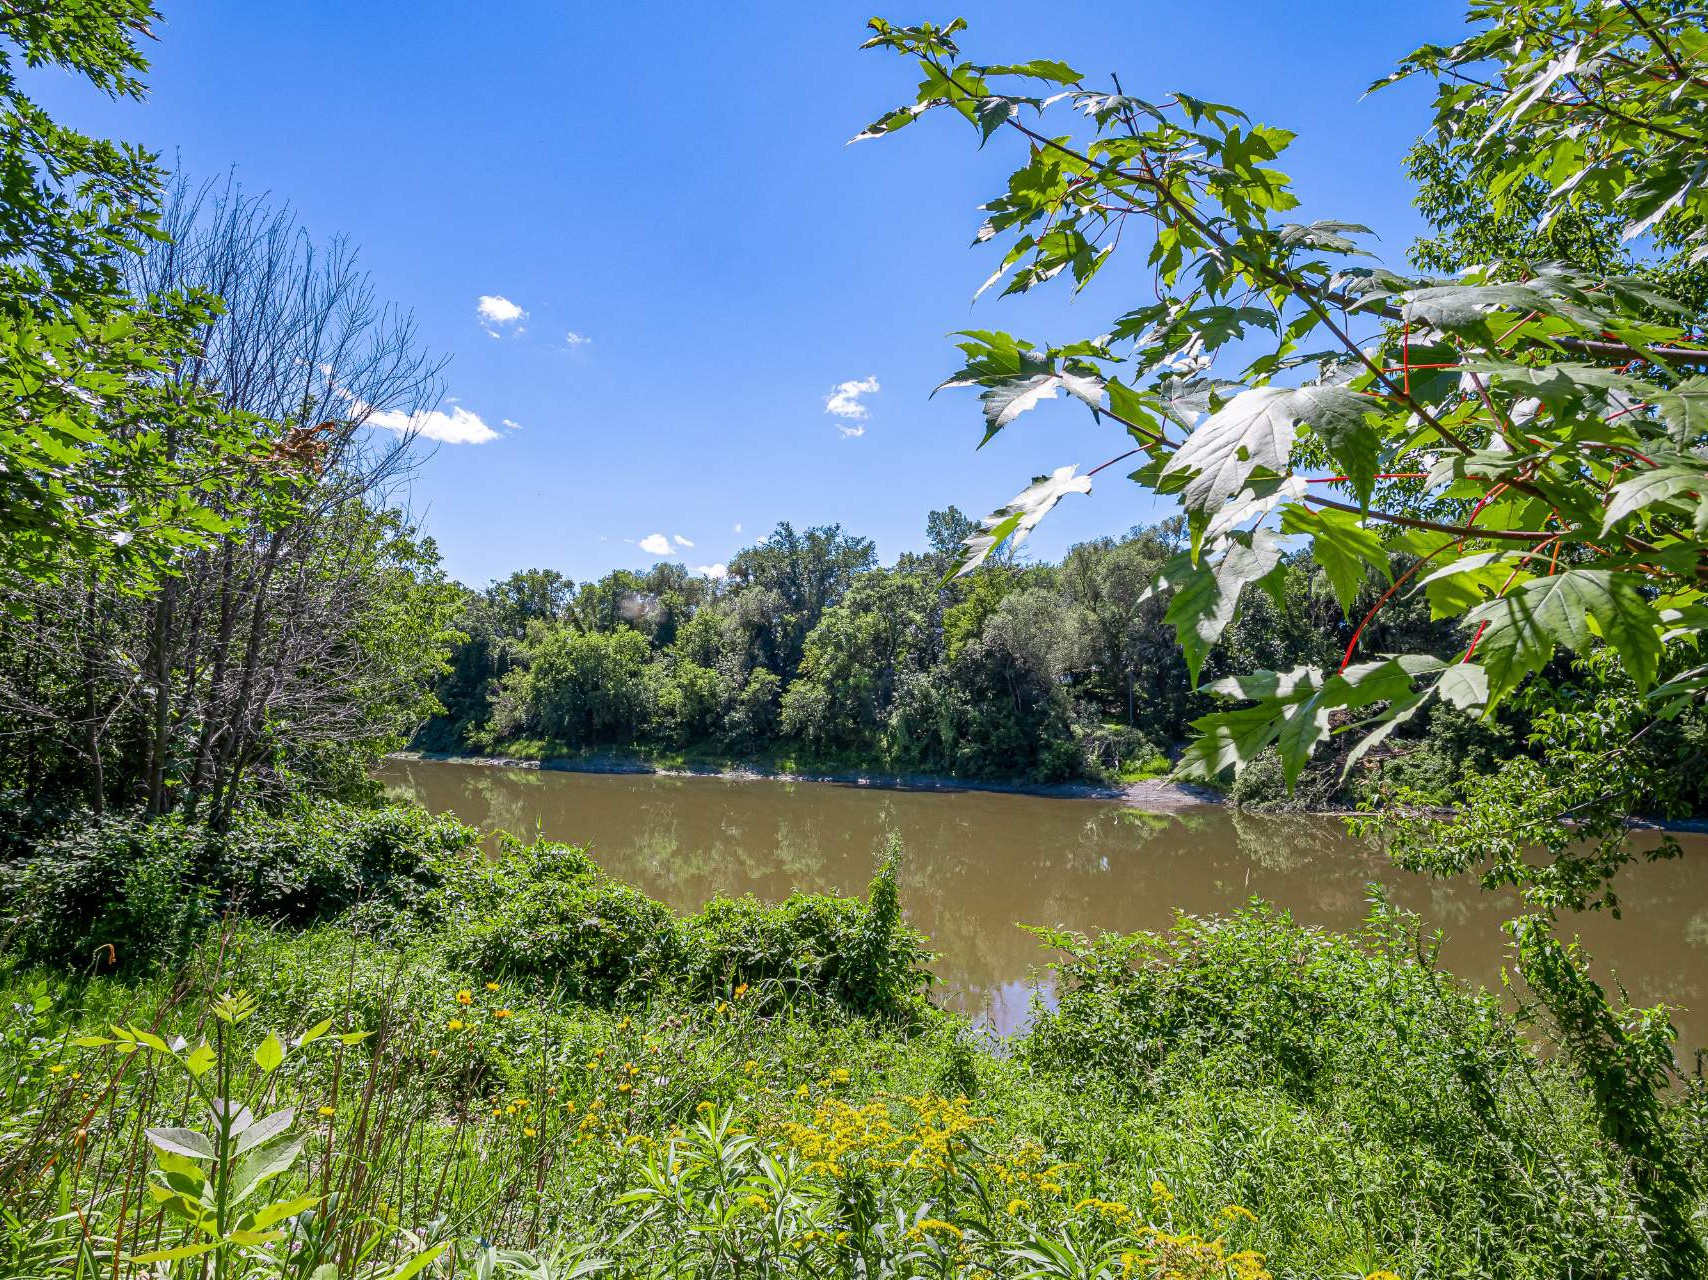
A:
[[317, 1105, 335, 1117], [492, 1008, 512, 1019], [455, 989, 473, 1005], [485, 982, 500, 991], [447, 1018, 464, 1031]]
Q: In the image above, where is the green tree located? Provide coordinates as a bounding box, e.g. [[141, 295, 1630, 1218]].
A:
[[0, 2, 275, 591]]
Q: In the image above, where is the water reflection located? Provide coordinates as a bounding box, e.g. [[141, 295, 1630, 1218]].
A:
[[376, 760, 1708, 1047]]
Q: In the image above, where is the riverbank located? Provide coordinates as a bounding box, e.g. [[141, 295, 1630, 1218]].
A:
[[387, 749, 1224, 811]]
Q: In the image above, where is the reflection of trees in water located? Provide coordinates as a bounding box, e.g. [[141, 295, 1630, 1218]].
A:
[[376, 761, 1708, 1049]]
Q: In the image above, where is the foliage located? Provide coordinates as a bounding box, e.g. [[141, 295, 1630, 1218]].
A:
[[2, 859, 1698, 1279], [852, 11, 1708, 805], [0, 2, 278, 591]]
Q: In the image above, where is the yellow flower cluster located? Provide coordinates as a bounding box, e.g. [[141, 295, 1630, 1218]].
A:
[[1120, 1230, 1271, 1280]]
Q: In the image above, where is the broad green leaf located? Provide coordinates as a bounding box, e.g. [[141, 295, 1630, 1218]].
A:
[[1416, 552, 1521, 620], [1280, 505, 1388, 614], [1653, 376, 1708, 443], [129, 1243, 218, 1264], [231, 1136, 304, 1205], [249, 1193, 322, 1232], [1435, 663, 1489, 711], [298, 1017, 334, 1047], [234, 1108, 294, 1157], [1164, 384, 1359, 512], [1155, 530, 1285, 685], [1601, 465, 1704, 534], [183, 1041, 216, 1078], [225, 1229, 286, 1246], [950, 465, 1092, 577], [253, 1032, 285, 1074], [388, 1243, 450, 1280], [147, 1127, 216, 1161], [1464, 569, 1663, 702]]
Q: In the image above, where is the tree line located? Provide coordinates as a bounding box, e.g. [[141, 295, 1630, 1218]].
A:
[[420, 510, 1648, 806]]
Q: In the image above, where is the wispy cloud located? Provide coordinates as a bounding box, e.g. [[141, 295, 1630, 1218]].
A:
[[695, 563, 728, 580], [638, 532, 672, 556], [733, 522, 742, 534], [825, 375, 880, 421], [836, 423, 866, 439], [673, 534, 694, 548], [477, 294, 527, 337], [365, 403, 503, 445], [564, 330, 591, 347]]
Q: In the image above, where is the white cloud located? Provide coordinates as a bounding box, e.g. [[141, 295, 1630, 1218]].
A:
[[477, 295, 527, 336], [638, 532, 673, 556], [501, 418, 522, 431], [836, 423, 866, 439], [733, 522, 743, 534], [564, 331, 591, 347], [825, 375, 880, 420], [673, 534, 694, 548], [363, 403, 502, 445], [695, 563, 728, 580]]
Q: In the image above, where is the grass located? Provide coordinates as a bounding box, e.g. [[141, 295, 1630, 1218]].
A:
[[1, 798, 1703, 1278]]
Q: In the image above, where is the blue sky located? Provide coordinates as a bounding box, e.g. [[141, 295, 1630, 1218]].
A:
[[34, 1, 1465, 587]]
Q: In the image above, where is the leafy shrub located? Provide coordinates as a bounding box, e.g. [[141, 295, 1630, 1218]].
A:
[[1024, 903, 1646, 1275], [221, 801, 481, 926], [0, 813, 214, 971], [453, 869, 683, 1003], [681, 837, 930, 1018]]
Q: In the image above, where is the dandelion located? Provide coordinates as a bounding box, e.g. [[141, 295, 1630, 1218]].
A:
[[48, 1064, 65, 1074], [523, 1127, 536, 1137], [485, 982, 500, 991], [618, 1082, 632, 1093], [493, 1008, 512, 1019], [447, 1018, 464, 1031], [317, 1106, 335, 1118], [455, 989, 473, 1005]]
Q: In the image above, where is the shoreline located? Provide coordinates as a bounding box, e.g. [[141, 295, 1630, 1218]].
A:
[[385, 752, 1708, 833], [386, 751, 1224, 812]]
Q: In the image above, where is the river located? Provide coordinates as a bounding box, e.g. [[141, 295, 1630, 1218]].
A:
[[377, 758, 1708, 1048]]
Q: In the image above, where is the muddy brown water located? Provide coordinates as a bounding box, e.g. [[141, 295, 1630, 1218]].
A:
[[377, 758, 1708, 1048]]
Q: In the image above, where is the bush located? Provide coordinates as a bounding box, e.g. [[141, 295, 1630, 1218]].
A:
[[453, 870, 683, 1003], [0, 813, 214, 971], [682, 837, 931, 1018], [221, 801, 482, 926], [1023, 903, 1645, 1275]]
